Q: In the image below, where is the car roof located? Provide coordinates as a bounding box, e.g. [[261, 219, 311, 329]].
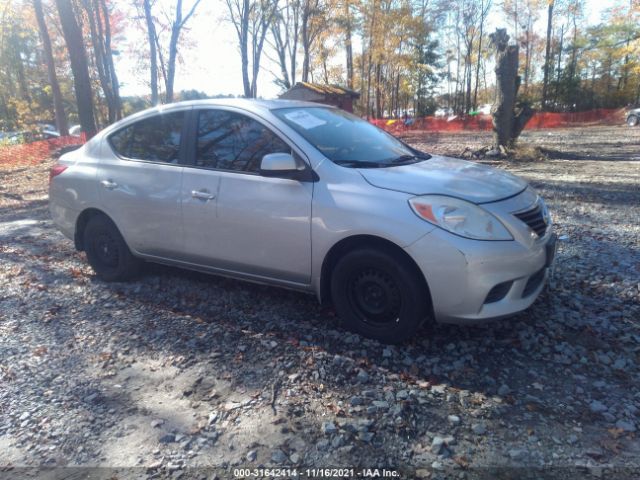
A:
[[150, 98, 329, 114], [94, 98, 334, 141]]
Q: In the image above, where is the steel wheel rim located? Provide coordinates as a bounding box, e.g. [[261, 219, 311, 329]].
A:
[[347, 267, 401, 326], [94, 232, 119, 268]]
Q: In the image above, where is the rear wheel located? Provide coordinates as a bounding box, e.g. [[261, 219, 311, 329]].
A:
[[330, 248, 430, 344], [628, 115, 639, 127], [83, 215, 141, 281]]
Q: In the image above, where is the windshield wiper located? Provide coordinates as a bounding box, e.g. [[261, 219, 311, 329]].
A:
[[334, 160, 390, 168], [391, 153, 431, 164]]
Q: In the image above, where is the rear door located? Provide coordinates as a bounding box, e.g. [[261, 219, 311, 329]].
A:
[[98, 109, 188, 258], [180, 108, 313, 285]]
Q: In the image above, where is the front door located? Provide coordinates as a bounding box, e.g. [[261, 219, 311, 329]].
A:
[[180, 108, 313, 285]]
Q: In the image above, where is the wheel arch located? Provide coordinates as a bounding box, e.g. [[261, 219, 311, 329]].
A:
[[319, 234, 433, 312]]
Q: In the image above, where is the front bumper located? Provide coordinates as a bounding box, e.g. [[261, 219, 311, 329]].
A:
[[405, 227, 556, 325]]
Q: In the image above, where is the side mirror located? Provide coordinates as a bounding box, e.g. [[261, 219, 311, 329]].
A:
[[259, 153, 318, 182]]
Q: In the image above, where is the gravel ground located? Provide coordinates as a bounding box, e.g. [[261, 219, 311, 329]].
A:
[[1, 125, 639, 479]]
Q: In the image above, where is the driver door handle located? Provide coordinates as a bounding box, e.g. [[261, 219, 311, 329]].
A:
[[191, 190, 216, 201], [100, 180, 118, 190]]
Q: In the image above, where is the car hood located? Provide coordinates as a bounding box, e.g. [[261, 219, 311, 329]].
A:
[[357, 155, 528, 203]]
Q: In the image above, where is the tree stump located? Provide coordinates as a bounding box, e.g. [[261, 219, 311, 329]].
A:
[[490, 28, 534, 149]]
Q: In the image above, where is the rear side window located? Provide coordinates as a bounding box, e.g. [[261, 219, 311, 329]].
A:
[[195, 109, 290, 172], [109, 111, 185, 163]]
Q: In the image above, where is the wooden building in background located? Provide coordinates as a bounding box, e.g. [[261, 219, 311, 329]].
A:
[[278, 82, 360, 112]]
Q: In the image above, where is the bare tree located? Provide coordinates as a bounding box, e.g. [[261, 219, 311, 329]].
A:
[[269, 0, 300, 90], [54, 0, 97, 138], [335, 0, 354, 89], [83, 0, 122, 122], [541, 0, 554, 109], [33, 0, 68, 135], [473, 0, 492, 110], [143, 0, 159, 105], [165, 0, 202, 103], [226, 0, 278, 97], [300, 0, 323, 82], [460, 0, 480, 114]]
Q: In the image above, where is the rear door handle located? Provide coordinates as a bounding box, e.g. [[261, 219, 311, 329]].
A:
[[191, 190, 216, 201], [100, 180, 118, 190]]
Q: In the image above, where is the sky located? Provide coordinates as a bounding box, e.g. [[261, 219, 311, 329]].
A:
[[115, 0, 611, 101]]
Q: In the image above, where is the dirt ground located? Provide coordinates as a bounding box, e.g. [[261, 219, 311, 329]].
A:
[[401, 125, 640, 162], [1, 125, 639, 479]]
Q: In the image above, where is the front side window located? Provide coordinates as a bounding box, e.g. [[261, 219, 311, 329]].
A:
[[109, 111, 185, 163], [195, 110, 291, 172]]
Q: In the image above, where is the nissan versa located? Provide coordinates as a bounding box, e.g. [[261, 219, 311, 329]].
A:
[[49, 99, 556, 343]]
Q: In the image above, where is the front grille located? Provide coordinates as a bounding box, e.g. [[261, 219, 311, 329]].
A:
[[522, 268, 546, 297], [513, 203, 547, 237]]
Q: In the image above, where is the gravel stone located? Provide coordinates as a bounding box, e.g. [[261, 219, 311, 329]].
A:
[[472, 424, 487, 435], [498, 384, 511, 396], [615, 420, 636, 432], [447, 415, 461, 425], [322, 421, 337, 435], [271, 450, 288, 464], [431, 436, 445, 454], [159, 434, 176, 444]]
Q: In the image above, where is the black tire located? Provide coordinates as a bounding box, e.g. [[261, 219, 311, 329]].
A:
[[628, 115, 639, 127], [330, 248, 430, 344], [83, 215, 141, 282]]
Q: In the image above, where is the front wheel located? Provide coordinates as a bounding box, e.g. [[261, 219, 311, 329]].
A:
[[628, 115, 639, 127], [83, 215, 141, 282], [330, 248, 430, 344]]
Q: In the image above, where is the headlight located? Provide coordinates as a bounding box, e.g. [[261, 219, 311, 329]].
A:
[[408, 195, 513, 241], [540, 198, 552, 226]]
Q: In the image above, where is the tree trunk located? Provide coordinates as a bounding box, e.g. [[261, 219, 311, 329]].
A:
[[554, 24, 563, 109], [14, 48, 31, 103], [523, 22, 531, 94], [541, 0, 554, 110], [55, 0, 97, 138], [33, 0, 68, 135], [344, 0, 353, 89], [301, 18, 310, 82], [100, 0, 122, 119], [271, 21, 291, 89], [473, 0, 485, 110], [375, 63, 382, 118], [491, 28, 534, 149], [165, 0, 182, 103], [143, 0, 159, 105], [164, 0, 202, 102], [85, 0, 115, 122], [241, 0, 251, 97]]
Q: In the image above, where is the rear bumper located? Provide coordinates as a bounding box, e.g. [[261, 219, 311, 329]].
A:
[[49, 192, 78, 242], [405, 228, 555, 325]]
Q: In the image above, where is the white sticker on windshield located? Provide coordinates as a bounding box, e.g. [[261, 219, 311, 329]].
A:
[[284, 110, 326, 130]]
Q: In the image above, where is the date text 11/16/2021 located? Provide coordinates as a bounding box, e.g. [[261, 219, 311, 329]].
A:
[[233, 468, 400, 478]]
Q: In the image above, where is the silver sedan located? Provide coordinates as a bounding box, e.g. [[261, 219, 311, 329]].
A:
[[49, 99, 556, 343]]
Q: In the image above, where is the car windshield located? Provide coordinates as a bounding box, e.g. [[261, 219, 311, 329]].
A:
[[272, 107, 430, 167]]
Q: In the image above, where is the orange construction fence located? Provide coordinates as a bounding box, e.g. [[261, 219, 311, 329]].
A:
[[0, 135, 85, 170], [0, 108, 628, 169], [370, 108, 626, 133]]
